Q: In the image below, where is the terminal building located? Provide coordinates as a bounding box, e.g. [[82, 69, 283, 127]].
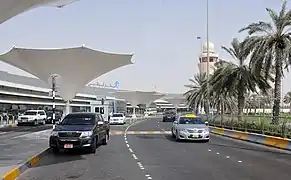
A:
[[0, 71, 188, 118]]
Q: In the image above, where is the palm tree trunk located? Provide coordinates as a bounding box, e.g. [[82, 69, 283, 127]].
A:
[[272, 51, 283, 124], [220, 100, 224, 126], [237, 85, 244, 121]]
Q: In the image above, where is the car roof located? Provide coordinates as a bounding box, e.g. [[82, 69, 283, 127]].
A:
[[179, 114, 200, 118], [67, 112, 98, 116]]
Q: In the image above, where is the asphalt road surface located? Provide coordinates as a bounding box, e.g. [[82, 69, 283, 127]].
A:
[[17, 118, 291, 180]]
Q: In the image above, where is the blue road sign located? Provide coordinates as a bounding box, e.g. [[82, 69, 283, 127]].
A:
[[115, 81, 120, 89]]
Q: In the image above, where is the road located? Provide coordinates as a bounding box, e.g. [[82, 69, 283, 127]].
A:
[[17, 117, 291, 180]]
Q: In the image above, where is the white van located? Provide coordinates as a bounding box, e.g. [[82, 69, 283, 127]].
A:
[[110, 113, 126, 125]]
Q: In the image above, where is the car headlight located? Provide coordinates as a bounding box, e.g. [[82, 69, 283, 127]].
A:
[[179, 129, 187, 133], [203, 128, 210, 133], [47, 117, 51, 119], [50, 131, 58, 136], [80, 131, 93, 137]]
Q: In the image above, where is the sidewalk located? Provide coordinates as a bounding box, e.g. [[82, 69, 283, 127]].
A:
[[0, 129, 51, 176], [0, 120, 17, 128]]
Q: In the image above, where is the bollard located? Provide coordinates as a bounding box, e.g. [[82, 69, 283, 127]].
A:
[[12, 115, 15, 124], [0, 115, 3, 125], [5, 114, 9, 124]]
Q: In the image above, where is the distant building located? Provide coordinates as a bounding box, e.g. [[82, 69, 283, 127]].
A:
[[198, 41, 219, 75]]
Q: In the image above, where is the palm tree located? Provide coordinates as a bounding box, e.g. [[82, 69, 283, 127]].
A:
[[283, 92, 291, 114], [184, 73, 207, 113], [210, 38, 271, 121], [185, 72, 237, 122], [239, 0, 291, 124]]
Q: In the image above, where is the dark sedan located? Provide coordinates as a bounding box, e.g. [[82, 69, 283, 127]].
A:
[[49, 112, 110, 154], [162, 111, 177, 122]]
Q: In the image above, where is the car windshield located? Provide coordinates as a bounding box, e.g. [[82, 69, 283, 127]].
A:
[[24, 111, 37, 115], [178, 117, 204, 124], [165, 111, 175, 115], [60, 114, 95, 125], [112, 114, 124, 117]]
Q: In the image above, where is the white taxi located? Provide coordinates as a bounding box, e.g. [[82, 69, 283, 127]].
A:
[[171, 114, 210, 142]]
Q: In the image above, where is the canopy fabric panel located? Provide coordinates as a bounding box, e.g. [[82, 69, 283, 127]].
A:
[[165, 97, 186, 108], [114, 91, 165, 107], [0, 0, 79, 24], [0, 46, 134, 101]]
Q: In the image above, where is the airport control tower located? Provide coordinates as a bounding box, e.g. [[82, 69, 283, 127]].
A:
[[198, 41, 219, 75]]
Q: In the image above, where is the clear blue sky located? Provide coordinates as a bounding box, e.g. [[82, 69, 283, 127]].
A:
[[0, 0, 290, 94]]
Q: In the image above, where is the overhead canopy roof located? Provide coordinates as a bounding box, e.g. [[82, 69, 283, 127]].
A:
[[112, 91, 165, 107], [164, 97, 186, 108], [0, 46, 134, 101], [0, 0, 80, 24]]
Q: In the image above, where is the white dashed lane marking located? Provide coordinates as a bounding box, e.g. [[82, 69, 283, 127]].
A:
[[207, 149, 243, 164], [124, 120, 153, 180]]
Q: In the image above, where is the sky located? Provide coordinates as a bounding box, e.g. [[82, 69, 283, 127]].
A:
[[0, 0, 290, 95]]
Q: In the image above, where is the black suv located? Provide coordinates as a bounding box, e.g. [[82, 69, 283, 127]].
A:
[[46, 111, 62, 124], [162, 111, 176, 122], [49, 112, 110, 153]]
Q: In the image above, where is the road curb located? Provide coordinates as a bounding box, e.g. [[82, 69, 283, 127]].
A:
[[0, 148, 50, 180], [210, 126, 291, 151], [0, 124, 17, 128]]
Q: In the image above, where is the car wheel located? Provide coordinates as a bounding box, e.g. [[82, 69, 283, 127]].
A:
[[171, 128, 175, 137], [102, 133, 109, 145], [52, 147, 59, 154], [204, 139, 210, 143], [90, 137, 97, 153], [175, 131, 180, 142]]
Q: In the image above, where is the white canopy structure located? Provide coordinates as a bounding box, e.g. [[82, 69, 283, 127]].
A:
[[0, 46, 134, 102], [113, 91, 164, 118], [165, 97, 186, 110], [0, 0, 80, 24]]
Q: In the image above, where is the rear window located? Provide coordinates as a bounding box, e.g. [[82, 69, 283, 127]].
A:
[[24, 111, 37, 115], [112, 113, 124, 117], [61, 114, 95, 125], [179, 117, 204, 124]]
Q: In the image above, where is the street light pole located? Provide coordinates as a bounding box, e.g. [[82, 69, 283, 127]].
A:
[[206, 0, 210, 121]]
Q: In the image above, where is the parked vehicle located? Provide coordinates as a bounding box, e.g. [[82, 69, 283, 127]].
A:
[[46, 111, 62, 124], [17, 110, 47, 126]]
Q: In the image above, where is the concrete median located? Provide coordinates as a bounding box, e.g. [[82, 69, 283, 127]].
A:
[[210, 126, 291, 151]]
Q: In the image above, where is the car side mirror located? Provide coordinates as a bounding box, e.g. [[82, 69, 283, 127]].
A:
[[205, 121, 209, 126], [97, 121, 104, 125], [173, 121, 178, 124]]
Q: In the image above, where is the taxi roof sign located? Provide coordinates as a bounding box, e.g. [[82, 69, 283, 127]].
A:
[[185, 114, 197, 118]]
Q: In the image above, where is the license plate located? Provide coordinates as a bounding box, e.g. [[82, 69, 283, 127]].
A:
[[64, 144, 73, 148], [190, 134, 198, 138]]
